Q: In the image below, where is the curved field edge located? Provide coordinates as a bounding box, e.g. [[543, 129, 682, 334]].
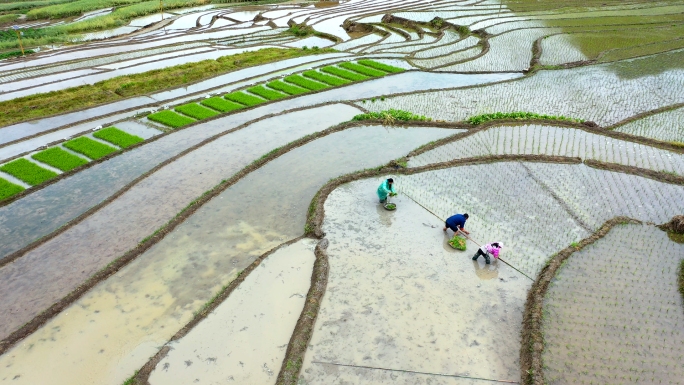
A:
[[113, 153, 684, 385], [0, 48, 336, 129], [517, 216, 682, 385]]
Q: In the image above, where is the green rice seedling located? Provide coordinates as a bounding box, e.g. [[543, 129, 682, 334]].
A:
[[320, 66, 369, 81], [0, 158, 57, 186], [63, 137, 118, 160], [93, 127, 143, 149], [31, 147, 87, 172], [247, 85, 288, 100], [358, 60, 405, 73], [284, 74, 329, 91], [338, 62, 387, 77], [200, 97, 244, 113], [266, 80, 309, 95], [0, 177, 25, 200], [224, 91, 266, 106], [449, 236, 467, 250], [352, 109, 431, 122], [302, 70, 351, 86], [147, 110, 196, 128], [0, 50, 36, 60], [175, 103, 219, 120]]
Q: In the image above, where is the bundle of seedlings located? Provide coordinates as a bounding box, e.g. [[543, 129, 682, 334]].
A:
[[449, 235, 467, 250]]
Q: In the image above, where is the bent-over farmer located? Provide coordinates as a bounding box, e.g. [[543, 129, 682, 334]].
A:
[[443, 213, 469, 235], [473, 242, 503, 265], [377, 178, 396, 203]]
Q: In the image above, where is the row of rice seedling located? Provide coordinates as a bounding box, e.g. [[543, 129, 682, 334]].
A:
[[0, 127, 142, 201], [542, 225, 684, 384], [146, 60, 404, 128]]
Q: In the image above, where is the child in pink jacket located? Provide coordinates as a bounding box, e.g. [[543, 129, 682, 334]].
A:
[[472, 242, 503, 264]]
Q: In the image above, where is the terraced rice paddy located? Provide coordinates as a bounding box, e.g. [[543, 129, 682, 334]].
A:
[[1, 0, 683, 385]]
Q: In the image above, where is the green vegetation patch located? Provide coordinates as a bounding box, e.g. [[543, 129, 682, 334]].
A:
[[247, 85, 288, 100], [352, 109, 431, 122], [320, 66, 369, 81], [302, 70, 351, 86], [63, 137, 118, 160], [338, 62, 388, 77], [147, 110, 196, 128], [0, 49, 36, 60], [0, 48, 335, 128], [284, 74, 329, 91], [358, 60, 405, 73], [466, 112, 584, 125], [93, 127, 144, 149], [449, 236, 467, 250], [200, 97, 244, 113], [31, 147, 87, 171], [679, 259, 684, 301], [224, 91, 266, 106], [266, 80, 309, 95], [0, 158, 57, 185], [0, 177, 24, 201], [175, 103, 219, 120]]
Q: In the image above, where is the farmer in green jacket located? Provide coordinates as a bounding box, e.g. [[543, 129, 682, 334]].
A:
[[377, 178, 396, 203]]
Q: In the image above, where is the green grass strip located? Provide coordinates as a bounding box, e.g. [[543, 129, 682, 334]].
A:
[[63, 137, 118, 160], [352, 109, 431, 122], [302, 70, 351, 86], [358, 60, 405, 73], [31, 147, 88, 172], [338, 62, 387, 77], [224, 91, 266, 106], [0, 177, 24, 200], [284, 74, 329, 91], [0, 158, 57, 186], [266, 80, 310, 95], [320, 66, 369, 81], [466, 112, 585, 125], [93, 127, 143, 149], [147, 110, 196, 128], [200, 97, 244, 113], [247, 85, 288, 100], [175, 103, 220, 120]]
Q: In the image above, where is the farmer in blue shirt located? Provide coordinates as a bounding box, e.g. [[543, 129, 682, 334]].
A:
[[443, 213, 470, 235], [377, 178, 396, 203]]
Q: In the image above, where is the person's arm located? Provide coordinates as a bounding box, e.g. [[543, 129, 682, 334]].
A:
[[458, 224, 469, 234]]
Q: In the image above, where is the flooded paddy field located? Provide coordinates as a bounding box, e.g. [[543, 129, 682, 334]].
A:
[[1, 0, 684, 384]]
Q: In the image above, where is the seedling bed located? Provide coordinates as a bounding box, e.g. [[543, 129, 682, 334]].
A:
[[247, 85, 288, 101], [200, 97, 245, 113], [224, 92, 266, 106], [0, 177, 25, 200], [63, 137, 118, 160], [0, 158, 57, 186], [284, 74, 329, 91], [147, 110, 196, 128], [31, 147, 88, 172], [93, 127, 144, 149], [175, 103, 220, 120]]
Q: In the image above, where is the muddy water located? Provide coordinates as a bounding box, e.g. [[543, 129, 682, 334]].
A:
[[0, 126, 453, 385], [148, 239, 317, 385], [542, 224, 684, 385], [0, 104, 362, 341], [300, 179, 530, 384]]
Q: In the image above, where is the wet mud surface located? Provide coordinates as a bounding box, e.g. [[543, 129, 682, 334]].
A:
[[300, 179, 530, 384]]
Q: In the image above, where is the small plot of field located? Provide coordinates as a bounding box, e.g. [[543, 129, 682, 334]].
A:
[[175, 103, 219, 120], [224, 92, 266, 107], [0, 177, 25, 200], [147, 110, 196, 128], [0, 158, 57, 186], [320, 66, 370, 81], [93, 127, 143, 149], [200, 97, 244, 113], [283, 74, 329, 91], [63, 137, 118, 160], [266, 80, 309, 95], [542, 224, 684, 384], [302, 70, 351, 86], [31, 147, 88, 172], [246, 85, 287, 101]]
